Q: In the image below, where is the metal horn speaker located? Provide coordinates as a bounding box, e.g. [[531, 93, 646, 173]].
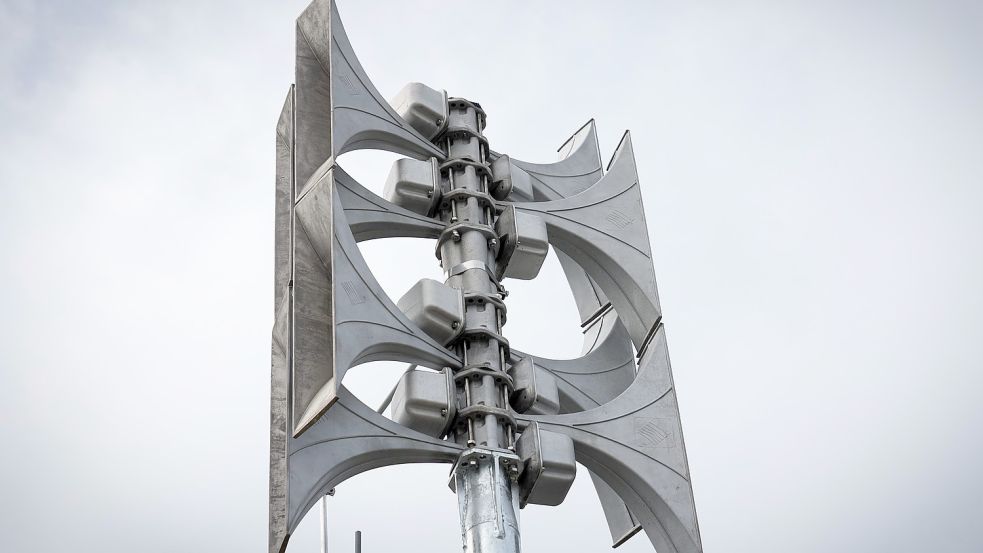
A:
[[515, 132, 663, 356], [521, 325, 701, 553], [293, 0, 445, 189], [271, 78, 464, 552]]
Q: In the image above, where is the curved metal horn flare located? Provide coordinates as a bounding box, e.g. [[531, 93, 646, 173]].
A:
[[270, 388, 464, 553], [512, 309, 642, 545], [334, 164, 444, 242], [294, 0, 445, 189], [505, 120, 645, 546], [271, 82, 462, 553], [291, 161, 462, 437], [515, 132, 663, 354], [273, 3, 704, 551], [522, 325, 702, 553], [493, 119, 604, 202]]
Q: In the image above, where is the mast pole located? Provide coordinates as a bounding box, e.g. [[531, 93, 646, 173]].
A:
[[435, 99, 521, 553]]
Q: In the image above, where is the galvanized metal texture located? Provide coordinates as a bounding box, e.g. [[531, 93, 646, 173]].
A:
[[506, 122, 643, 546], [453, 449, 522, 553], [515, 132, 663, 354], [294, 0, 445, 190], [493, 119, 604, 202], [434, 95, 523, 552], [521, 325, 702, 553], [270, 387, 464, 553], [512, 311, 642, 546], [336, 165, 443, 242], [270, 89, 294, 553], [272, 2, 704, 552], [292, 161, 463, 436]]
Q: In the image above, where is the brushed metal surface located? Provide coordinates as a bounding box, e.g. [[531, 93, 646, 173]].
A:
[[271, 2, 703, 552], [523, 326, 702, 553], [516, 132, 663, 353]]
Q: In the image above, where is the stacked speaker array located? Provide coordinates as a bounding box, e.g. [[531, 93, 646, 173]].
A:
[[270, 2, 702, 552]]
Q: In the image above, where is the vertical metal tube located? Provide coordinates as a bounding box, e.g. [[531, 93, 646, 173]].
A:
[[436, 100, 520, 553], [354, 530, 361, 553], [456, 457, 520, 553], [320, 496, 328, 553]]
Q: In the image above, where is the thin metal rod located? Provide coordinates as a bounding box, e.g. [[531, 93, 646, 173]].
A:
[[375, 365, 416, 414], [320, 496, 328, 553], [354, 530, 362, 553]]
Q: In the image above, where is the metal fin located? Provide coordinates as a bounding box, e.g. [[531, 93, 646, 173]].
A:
[[294, 0, 445, 190], [270, 388, 464, 553], [515, 132, 662, 353], [291, 161, 461, 437], [522, 325, 703, 553]]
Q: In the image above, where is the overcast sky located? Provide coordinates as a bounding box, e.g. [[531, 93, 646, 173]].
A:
[[2, 1, 982, 552]]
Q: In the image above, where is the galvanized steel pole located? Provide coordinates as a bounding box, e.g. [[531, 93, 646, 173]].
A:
[[436, 100, 521, 553]]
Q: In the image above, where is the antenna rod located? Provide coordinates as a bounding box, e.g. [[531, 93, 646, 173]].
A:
[[354, 531, 361, 553], [376, 365, 416, 414]]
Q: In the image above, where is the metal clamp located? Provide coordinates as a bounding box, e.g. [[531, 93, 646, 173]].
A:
[[435, 221, 498, 254], [440, 187, 498, 211], [439, 158, 493, 179], [463, 291, 508, 325], [454, 363, 515, 391], [456, 326, 510, 349], [456, 404, 518, 430], [444, 260, 496, 280]]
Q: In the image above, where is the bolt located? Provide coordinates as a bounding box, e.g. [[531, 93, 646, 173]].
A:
[[489, 238, 498, 247], [441, 408, 448, 416], [451, 230, 461, 241]]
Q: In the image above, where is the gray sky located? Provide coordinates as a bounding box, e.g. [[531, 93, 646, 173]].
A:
[[2, 0, 982, 552]]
